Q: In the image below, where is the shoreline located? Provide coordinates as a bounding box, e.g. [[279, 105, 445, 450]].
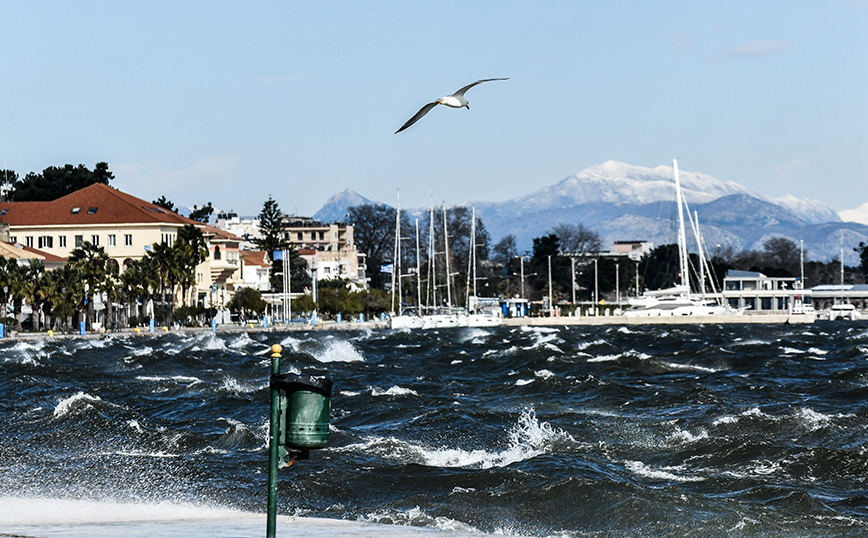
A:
[[2, 312, 823, 342]]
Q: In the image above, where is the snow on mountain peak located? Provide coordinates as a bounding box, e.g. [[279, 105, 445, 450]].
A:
[[839, 201, 868, 226], [772, 194, 842, 224], [512, 161, 757, 209]]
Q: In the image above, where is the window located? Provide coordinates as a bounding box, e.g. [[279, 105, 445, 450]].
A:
[[761, 297, 773, 310], [38, 236, 53, 249], [71, 207, 81, 214], [25, 236, 34, 248], [108, 234, 116, 247], [91, 235, 100, 246], [59, 236, 67, 248], [9, 236, 16, 243], [297, 232, 303, 241], [124, 234, 132, 247], [0, 209, 7, 216], [213, 246, 221, 260], [87, 207, 98, 214], [75, 235, 83, 247]]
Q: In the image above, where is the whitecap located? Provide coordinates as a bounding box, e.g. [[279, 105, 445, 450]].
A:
[[343, 408, 572, 470], [658, 361, 720, 374], [587, 354, 621, 363], [314, 340, 365, 363], [53, 392, 103, 418], [667, 427, 709, 444], [361, 507, 480, 534], [712, 415, 739, 426], [135, 375, 203, 386], [795, 407, 834, 431], [576, 339, 608, 351], [514, 379, 533, 386], [220, 377, 260, 394], [535, 369, 556, 380], [625, 460, 705, 482], [371, 386, 418, 397]]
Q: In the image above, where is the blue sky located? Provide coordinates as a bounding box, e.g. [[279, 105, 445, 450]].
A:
[[2, 1, 866, 218]]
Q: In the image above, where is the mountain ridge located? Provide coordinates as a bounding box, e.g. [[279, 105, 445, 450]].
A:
[[312, 161, 867, 264]]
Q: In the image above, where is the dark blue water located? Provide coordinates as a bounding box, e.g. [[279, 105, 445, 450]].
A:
[[3, 323, 868, 537]]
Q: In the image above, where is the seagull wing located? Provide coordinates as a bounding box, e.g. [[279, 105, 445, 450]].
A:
[[395, 101, 439, 134], [452, 77, 509, 97]]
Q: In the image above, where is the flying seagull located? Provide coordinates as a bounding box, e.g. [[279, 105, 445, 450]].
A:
[[395, 77, 508, 134]]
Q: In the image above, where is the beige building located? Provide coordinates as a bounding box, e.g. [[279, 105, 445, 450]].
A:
[[282, 216, 354, 252], [1, 183, 243, 311]]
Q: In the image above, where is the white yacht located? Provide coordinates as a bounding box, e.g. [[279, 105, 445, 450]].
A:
[[624, 159, 738, 318], [828, 303, 861, 321]]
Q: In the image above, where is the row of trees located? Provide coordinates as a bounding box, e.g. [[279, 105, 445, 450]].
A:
[[2, 225, 210, 332]]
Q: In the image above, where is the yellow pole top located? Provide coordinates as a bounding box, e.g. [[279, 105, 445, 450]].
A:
[[271, 344, 282, 357]]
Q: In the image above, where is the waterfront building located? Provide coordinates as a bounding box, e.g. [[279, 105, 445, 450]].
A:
[[722, 270, 812, 314], [0, 183, 244, 320], [808, 284, 868, 314]]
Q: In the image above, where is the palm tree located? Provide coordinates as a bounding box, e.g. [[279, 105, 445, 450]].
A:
[[98, 260, 120, 331], [148, 241, 181, 325], [6, 260, 29, 331], [68, 241, 109, 330], [120, 258, 151, 325], [44, 265, 83, 332], [22, 260, 46, 331], [175, 225, 208, 307]]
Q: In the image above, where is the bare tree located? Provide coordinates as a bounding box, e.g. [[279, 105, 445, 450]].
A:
[[551, 223, 603, 255]]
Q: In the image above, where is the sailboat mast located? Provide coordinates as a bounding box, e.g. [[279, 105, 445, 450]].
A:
[[443, 201, 452, 307], [673, 159, 690, 294], [392, 190, 401, 314], [428, 197, 436, 308], [466, 206, 476, 308], [415, 219, 422, 310], [472, 206, 478, 299]]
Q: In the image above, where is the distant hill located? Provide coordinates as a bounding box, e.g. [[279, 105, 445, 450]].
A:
[[312, 189, 375, 222], [313, 161, 868, 265]]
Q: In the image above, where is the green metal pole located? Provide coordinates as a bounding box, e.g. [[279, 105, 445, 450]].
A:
[[267, 344, 282, 538]]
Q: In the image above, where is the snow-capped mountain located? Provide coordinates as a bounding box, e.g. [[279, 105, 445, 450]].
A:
[[313, 161, 868, 264], [839, 202, 868, 226], [506, 160, 759, 209], [773, 194, 842, 225]]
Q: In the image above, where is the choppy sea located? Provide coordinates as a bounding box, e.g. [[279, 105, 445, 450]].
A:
[[3, 322, 868, 537]]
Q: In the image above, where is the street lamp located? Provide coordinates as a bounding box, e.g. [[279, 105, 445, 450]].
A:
[[571, 257, 576, 305], [593, 258, 598, 316], [616, 262, 620, 307], [547, 255, 553, 316]]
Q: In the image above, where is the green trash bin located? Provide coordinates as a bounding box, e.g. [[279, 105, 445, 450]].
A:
[[271, 373, 333, 450]]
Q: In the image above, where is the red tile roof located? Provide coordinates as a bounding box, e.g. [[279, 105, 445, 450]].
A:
[[0, 242, 65, 262], [241, 250, 270, 266], [0, 183, 199, 226]]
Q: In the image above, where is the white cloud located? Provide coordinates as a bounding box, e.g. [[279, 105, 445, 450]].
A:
[[730, 39, 789, 59], [670, 31, 693, 52], [772, 158, 810, 180]]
